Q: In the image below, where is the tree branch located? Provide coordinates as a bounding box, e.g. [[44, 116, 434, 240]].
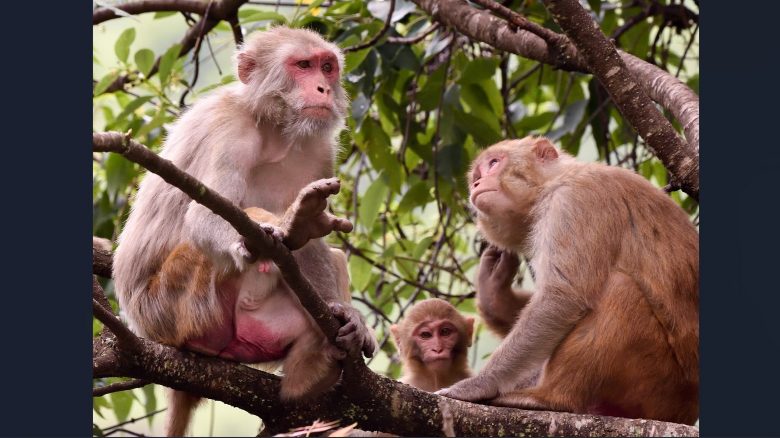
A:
[[94, 328, 699, 436], [344, 0, 397, 53], [95, 0, 248, 94], [411, 0, 699, 197], [540, 0, 697, 200], [93, 237, 113, 278], [93, 0, 209, 25], [93, 379, 150, 397]]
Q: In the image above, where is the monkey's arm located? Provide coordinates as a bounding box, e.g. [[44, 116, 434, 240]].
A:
[[437, 285, 585, 401], [476, 247, 533, 338], [183, 148, 251, 272]]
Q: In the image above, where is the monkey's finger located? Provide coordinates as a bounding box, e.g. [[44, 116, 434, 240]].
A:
[[495, 250, 520, 275], [362, 337, 376, 358], [330, 216, 353, 233], [337, 320, 358, 338]]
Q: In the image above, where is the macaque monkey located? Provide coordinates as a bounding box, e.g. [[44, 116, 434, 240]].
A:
[[437, 137, 699, 425], [112, 27, 376, 436], [391, 299, 474, 392]]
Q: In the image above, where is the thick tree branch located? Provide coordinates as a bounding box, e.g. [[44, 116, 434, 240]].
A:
[[94, 328, 698, 436], [541, 0, 698, 200], [411, 0, 699, 198], [93, 237, 113, 278]]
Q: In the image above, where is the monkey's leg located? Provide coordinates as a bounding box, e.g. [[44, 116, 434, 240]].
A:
[[166, 389, 202, 437], [279, 327, 343, 400]]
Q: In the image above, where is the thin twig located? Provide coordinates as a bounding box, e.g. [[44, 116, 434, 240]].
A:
[[93, 298, 142, 351], [343, 0, 397, 53], [387, 22, 439, 44], [93, 378, 150, 397]]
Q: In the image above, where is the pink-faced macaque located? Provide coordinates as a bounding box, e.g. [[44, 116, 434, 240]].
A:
[[437, 136, 699, 425], [112, 27, 376, 436], [391, 299, 474, 392]]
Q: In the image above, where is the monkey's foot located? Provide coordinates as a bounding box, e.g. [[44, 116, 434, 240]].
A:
[[329, 302, 377, 358], [436, 374, 500, 402], [283, 178, 353, 250]]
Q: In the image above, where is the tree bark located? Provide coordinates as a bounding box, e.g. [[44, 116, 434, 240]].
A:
[[94, 328, 699, 437], [411, 0, 699, 199], [540, 0, 698, 199]]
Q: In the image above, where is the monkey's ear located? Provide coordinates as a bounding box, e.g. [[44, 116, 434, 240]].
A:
[[237, 52, 256, 84], [464, 317, 475, 347], [390, 324, 402, 352], [533, 137, 559, 162]]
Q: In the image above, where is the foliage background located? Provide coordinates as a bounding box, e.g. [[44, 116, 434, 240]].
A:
[[92, 0, 698, 434]]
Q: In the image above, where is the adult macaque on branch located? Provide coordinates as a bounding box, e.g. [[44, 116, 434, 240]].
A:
[[112, 27, 376, 436], [437, 137, 699, 425], [391, 299, 474, 392]]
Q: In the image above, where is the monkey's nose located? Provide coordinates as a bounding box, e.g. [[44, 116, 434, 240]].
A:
[[317, 85, 330, 94]]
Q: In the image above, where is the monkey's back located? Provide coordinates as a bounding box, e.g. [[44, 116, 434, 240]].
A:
[[112, 88, 246, 337], [533, 163, 699, 422]]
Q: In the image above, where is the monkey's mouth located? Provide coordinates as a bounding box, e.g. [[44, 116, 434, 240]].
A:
[[470, 189, 497, 204], [301, 105, 333, 118]]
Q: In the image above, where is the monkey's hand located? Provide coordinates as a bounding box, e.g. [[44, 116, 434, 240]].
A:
[[282, 178, 353, 251], [329, 302, 377, 358], [478, 246, 520, 296], [230, 240, 259, 270], [435, 374, 500, 402]]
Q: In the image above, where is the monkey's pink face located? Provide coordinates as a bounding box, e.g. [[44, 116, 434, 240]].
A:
[[469, 152, 514, 215], [413, 319, 460, 370], [285, 50, 341, 119]]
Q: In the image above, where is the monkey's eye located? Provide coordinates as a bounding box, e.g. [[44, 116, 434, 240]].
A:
[[488, 158, 500, 169], [419, 331, 432, 339], [440, 327, 452, 336], [296, 60, 312, 69], [322, 62, 333, 73]]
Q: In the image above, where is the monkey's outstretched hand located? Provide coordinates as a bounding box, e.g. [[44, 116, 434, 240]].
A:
[[435, 374, 500, 402], [329, 302, 377, 358], [281, 178, 353, 250]]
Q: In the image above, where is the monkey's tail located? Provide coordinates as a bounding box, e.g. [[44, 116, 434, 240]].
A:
[[166, 389, 202, 437]]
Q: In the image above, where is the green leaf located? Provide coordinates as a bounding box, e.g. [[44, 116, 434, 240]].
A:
[[154, 11, 176, 19], [142, 384, 157, 424], [105, 153, 136, 199], [113, 95, 153, 125], [453, 109, 502, 146], [240, 10, 288, 24], [349, 255, 372, 292], [93, 70, 120, 96], [114, 28, 136, 64], [359, 174, 389, 231], [157, 43, 182, 87], [136, 107, 169, 138], [134, 49, 155, 77], [93, 394, 109, 419], [397, 181, 432, 214], [344, 48, 371, 74], [458, 57, 500, 85], [110, 389, 134, 423]]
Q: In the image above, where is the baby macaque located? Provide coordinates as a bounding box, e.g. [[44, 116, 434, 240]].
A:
[[437, 136, 699, 425], [391, 299, 474, 392], [112, 27, 376, 436]]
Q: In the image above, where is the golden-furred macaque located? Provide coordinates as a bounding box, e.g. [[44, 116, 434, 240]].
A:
[[391, 299, 474, 392], [112, 27, 376, 436], [437, 136, 699, 425]]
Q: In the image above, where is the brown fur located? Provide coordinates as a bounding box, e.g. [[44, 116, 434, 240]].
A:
[[391, 299, 474, 392], [438, 136, 699, 425]]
